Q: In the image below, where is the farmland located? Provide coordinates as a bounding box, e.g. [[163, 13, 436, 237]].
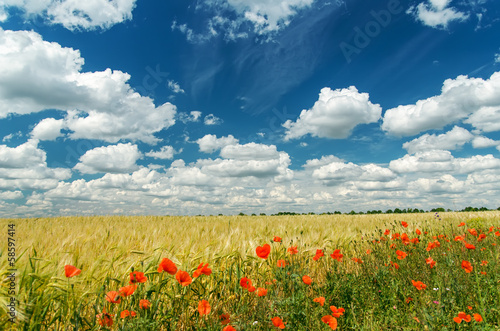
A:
[[1, 212, 499, 330]]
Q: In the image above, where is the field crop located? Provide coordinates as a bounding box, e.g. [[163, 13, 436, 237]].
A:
[[1, 212, 499, 330]]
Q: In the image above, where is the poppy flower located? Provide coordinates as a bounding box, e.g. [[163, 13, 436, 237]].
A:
[[193, 263, 212, 278], [416, 229, 421, 235], [223, 326, 236, 331], [119, 284, 137, 297], [461, 260, 473, 273], [302, 275, 312, 285], [272, 317, 285, 329], [288, 246, 298, 255], [105, 291, 121, 304], [330, 249, 343, 262], [454, 312, 472, 323], [240, 277, 252, 289], [273, 236, 282, 242], [313, 249, 324, 261], [96, 310, 113, 327], [176, 270, 192, 286], [406, 297, 413, 304], [411, 280, 426, 290], [158, 258, 177, 275], [396, 250, 407, 260], [198, 300, 210, 316], [401, 221, 408, 228], [454, 235, 465, 242], [468, 228, 478, 236], [248, 285, 256, 292], [139, 299, 151, 309], [458, 222, 465, 227], [366, 249, 371, 254], [384, 229, 390, 235], [313, 297, 325, 306], [410, 238, 420, 244], [330, 306, 345, 318], [120, 310, 136, 318], [351, 257, 363, 264], [473, 313, 483, 322], [425, 257, 436, 269], [467, 306, 472, 310], [321, 315, 338, 330], [64, 265, 81, 278], [257, 288, 267, 296], [277, 259, 287, 267], [256, 244, 271, 259], [220, 313, 231, 325], [480, 260, 488, 266], [390, 261, 400, 269], [130, 271, 147, 284], [401, 233, 410, 245], [477, 233, 487, 241], [495, 231, 500, 236], [464, 242, 476, 250]]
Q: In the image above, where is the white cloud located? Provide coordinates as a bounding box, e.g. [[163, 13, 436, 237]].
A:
[[145, 146, 176, 160], [0, 28, 176, 144], [495, 52, 500, 63], [31, 118, 65, 140], [382, 71, 500, 136], [472, 136, 499, 149], [74, 143, 142, 174], [219, 142, 279, 160], [283, 86, 382, 140], [167, 80, 185, 94], [390, 150, 454, 173], [178, 111, 202, 123], [402, 126, 473, 154], [409, 174, 465, 193], [407, 0, 468, 29], [0, 190, 23, 199], [197, 134, 239, 153], [1, 0, 136, 30], [204, 114, 222, 125]]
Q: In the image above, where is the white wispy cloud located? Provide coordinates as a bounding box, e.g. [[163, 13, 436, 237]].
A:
[[407, 0, 468, 29]]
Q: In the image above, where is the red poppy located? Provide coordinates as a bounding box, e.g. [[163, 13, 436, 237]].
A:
[[351, 257, 363, 264], [321, 315, 338, 330], [313, 297, 325, 306], [425, 257, 436, 269], [384, 229, 390, 235], [411, 280, 426, 290], [223, 326, 236, 331], [119, 284, 137, 297], [401, 221, 408, 228], [288, 246, 298, 255], [477, 233, 487, 241], [496, 231, 500, 236], [198, 300, 210, 316], [410, 237, 420, 244], [330, 249, 343, 262], [473, 313, 483, 322], [240, 277, 252, 289], [313, 249, 324, 261], [220, 313, 231, 325], [193, 263, 212, 278], [96, 310, 113, 327], [454, 235, 465, 241], [277, 259, 286, 267], [256, 244, 271, 259], [257, 288, 268, 296], [105, 291, 121, 304], [468, 228, 478, 236], [406, 297, 412, 303], [401, 233, 410, 245], [330, 306, 345, 318], [130, 271, 147, 284], [176, 270, 192, 286], [366, 249, 371, 254], [120, 310, 136, 318], [416, 229, 421, 235], [464, 242, 476, 250], [158, 258, 177, 275], [480, 260, 488, 266], [64, 265, 81, 278], [139, 299, 151, 309], [461, 260, 473, 273], [458, 222, 465, 227], [272, 317, 285, 329], [396, 250, 407, 260], [454, 312, 472, 323], [302, 275, 312, 285], [390, 261, 400, 270], [248, 285, 256, 292], [273, 236, 282, 242]]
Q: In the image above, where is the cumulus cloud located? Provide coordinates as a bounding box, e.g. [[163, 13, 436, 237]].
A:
[[382, 71, 500, 136], [31, 118, 65, 141], [283, 86, 382, 140], [204, 114, 222, 125], [197, 134, 239, 153], [0, 28, 176, 144], [407, 0, 468, 29], [402, 126, 473, 154], [472, 136, 499, 149], [1, 0, 136, 30], [178, 111, 202, 123], [74, 143, 142, 174], [145, 146, 176, 160]]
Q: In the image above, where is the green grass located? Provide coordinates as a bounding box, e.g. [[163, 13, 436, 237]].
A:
[[0, 212, 499, 330]]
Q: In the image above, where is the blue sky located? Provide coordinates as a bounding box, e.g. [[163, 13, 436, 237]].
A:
[[1, 0, 500, 217]]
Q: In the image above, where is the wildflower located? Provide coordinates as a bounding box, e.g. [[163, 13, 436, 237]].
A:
[[321, 315, 338, 330], [366, 249, 371, 254], [461, 260, 473, 273], [302, 275, 312, 285], [248, 285, 256, 292], [130, 271, 147, 284], [480, 260, 488, 266], [458, 222, 465, 227], [390, 261, 399, 269], [384, 229, 390, 235], [401, 233, 410, 245], [410, 237, 420, 244], [240, 277, 252, 289], [256, 244, 271, 259], [220, 313, 231, 325], [313, 297, 326, 306], [433, 301, 439, 305], [474, 313, 483, 322], [288, 246, 298, 255], [467, 306, 472, 310], [496, 231, 500, 236], [198, 300, 211, 316], [413, 317, 420, 323], [406, 297, 412, 303], [396, 250, 407, 260], [139, 299, 151, 309], [313, 249, 324, 261], [96, 310, 113, 327], [120, 310, 136, 318], [330, 249, 343, 262], [277, 259, 287, 267], [64, 265, 81, 278], [119, 284, 137, 297], [489, 226, 494, 232], [105, 291, 121, 304], [454, 312, 472, 323], [158, 258, 177, 275], [411, 280, 427, 290], [478, 233, 487, 241], [175, 270, 192, 286], [193, 263, 212, 278], [425, 257, 436, 268], [416, 229, 421, 235], [464, 242, 476, 250], [468, 228, 478, 236], [273, 236, 282, 242], [257, 288, 268, 296], [223, 326, 236, 331], [330, 306, 345, 318], [481, 271, 487, 275], [454, 235, 465, 242], [351, 257, 363, 264], [401, 221, 408, 228], [272, 317, 286, 329]]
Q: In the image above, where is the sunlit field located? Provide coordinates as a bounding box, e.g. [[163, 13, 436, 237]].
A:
[[1, 212, 499, 330]]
